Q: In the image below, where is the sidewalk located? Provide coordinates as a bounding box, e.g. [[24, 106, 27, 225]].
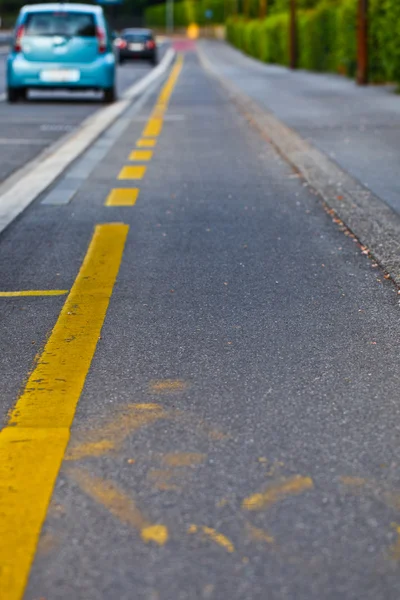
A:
[[199, 40, 400, 217]]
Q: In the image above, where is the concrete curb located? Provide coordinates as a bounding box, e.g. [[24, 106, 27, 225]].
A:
[[0, 48, 176, 235], [197, 43, 400, 287]]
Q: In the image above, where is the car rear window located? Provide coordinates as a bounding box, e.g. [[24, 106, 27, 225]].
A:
[[24, 12, 96, 37], [123, 33, 151, 43]]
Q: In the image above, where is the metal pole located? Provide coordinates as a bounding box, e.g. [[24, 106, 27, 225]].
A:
[[289, 0, 297, 69], [167, 0, 174, 34], [356, 0, 368, 85]]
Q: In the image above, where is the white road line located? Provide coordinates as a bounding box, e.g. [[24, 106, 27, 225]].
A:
[[0, 48, 176, 234]]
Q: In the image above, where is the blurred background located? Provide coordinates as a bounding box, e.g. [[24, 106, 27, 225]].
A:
[[1, 0, 398, 89]]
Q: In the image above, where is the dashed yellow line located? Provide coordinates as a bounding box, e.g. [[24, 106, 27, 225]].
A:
[[143, 118, 163, 138], [141, 54, 184, 140], [129, 150, 153, 161], [0, 223, 128, 600], [0, 290, 68, 297], [106, 189, 139, 207], [137, 139, 156, 148], [118, 166, 147, 180]]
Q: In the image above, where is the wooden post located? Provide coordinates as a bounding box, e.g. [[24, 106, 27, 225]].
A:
[[289, 0, 297, 69], [356, 0, 369, 85], [259, 0, 267, 20]]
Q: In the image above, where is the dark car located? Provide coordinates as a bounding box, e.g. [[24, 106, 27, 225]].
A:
[[115, 29, 157, 66]]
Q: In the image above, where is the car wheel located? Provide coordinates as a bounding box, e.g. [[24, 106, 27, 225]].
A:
[[103, 86, 116, 104], [119, 57, 125, 65], [150, 56, 158, 66], [7, 87, 21, 103]]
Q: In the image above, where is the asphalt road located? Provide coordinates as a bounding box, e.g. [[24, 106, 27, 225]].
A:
[[1, 45, 400, 600], [0, 44, 167, 184], [199, 40, 400, 216]]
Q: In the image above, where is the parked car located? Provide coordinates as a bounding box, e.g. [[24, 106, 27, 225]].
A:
[[115, 29, 157, 66], [6, 3, 116, 103]]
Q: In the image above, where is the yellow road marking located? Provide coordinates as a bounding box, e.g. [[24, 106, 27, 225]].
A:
[[66, 403, 167, 461], [140, 55, 184, 139], [0, 223, 128, 600], [143, 118, 163, 138], [188, 524, 235, 553], [106, 188, 139, 207], [129, 150, 153, 161], [390, 524, 400, 560], [0, 290, 68, 297], [147, 468, 181, 492], [137, 139, 156, 148], [245, 523, 274, 544], [118, 166, 147, 180], [150, 379, 188, 393], [162, 453, 205, 467], [340, 476, 366, 487], [242, 476, 313, 511], [68, 468, 168, 546]]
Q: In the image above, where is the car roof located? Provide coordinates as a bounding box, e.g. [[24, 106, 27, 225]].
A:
[[121, 28, 152, 35], [20, 3, 103, 14]]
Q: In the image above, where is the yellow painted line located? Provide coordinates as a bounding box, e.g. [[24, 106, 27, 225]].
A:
[[66, 403, 166, 461], [0, 223, 128, 600], [137, 139, 156, 148], [150, 379, 188, 393], [162, 453, 205, 467], [67, 468, 168, 546], [390, 524, 400, 560], [245, 522, 274, 544], [106, 188, 139, 207], [118, 166, 147, 180], [242, 475, 313, 511], [0, 290, 68, 297], [129, 150, 153, 162], [188, 524, 235, 553], [141, 54, 184, 139], [142, 118, 163, 138]]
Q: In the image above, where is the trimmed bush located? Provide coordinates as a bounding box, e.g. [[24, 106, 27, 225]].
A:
[[336, 0, 357, 76], [145, 0, 225, 28], [226, 0, 400, 83]]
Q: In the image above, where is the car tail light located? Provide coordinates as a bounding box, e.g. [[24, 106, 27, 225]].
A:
[[115, 38, 127, 49], [14, 25, 25, 52], [96, 26, 106, 54], [146, 40, 156, 50]]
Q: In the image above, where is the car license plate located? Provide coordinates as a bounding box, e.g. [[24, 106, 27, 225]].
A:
[[40, 69, 80, 83], [129, 43, 143, 51]]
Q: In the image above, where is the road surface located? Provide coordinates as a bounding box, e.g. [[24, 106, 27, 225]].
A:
[[1, 43, 400, 600], [0, 44, 167, 184]]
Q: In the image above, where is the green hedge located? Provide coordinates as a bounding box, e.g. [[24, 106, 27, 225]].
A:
[[145, 0, 225, 27], [227, 14, 289, 65], [227, 0, 400, 83]]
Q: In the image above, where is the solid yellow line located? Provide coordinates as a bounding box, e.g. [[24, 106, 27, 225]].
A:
[[118, 166, 147, 180], [0, 223, 128, 600], [137, 139, 156, 148], [106, 188, 139, 207], [129, 150, 153, 161], [0, 290, 68, 297]]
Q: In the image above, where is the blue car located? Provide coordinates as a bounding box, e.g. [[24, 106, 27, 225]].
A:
[[7, 3, 116, 103]]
